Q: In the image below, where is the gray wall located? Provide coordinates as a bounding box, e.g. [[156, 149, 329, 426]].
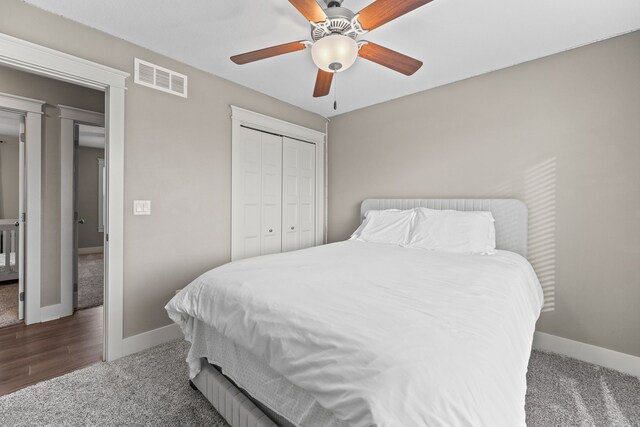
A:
[[0, 66, 104, 307], [0, 136, 19, 219], [77, 147, 105, 249], [0, 0, 326, 337], [327, 31, 640, 357]]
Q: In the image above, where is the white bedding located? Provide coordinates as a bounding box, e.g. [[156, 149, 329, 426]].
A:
[[166, 240, 543, 427]]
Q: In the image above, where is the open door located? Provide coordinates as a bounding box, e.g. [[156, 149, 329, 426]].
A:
[[73, 124, 80, 310], [17, 118, 25, 320]]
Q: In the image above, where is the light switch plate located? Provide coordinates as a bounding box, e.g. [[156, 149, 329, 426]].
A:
[[133, 200, 151, 216]]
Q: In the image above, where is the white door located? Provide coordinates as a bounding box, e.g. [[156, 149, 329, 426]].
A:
[[232, 127, 283, 260], [18, 119, 25, 320], [260, 132, 282, 255], [282, 137, 316, 252]]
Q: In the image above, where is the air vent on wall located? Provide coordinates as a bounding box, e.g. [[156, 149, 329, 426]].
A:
[[134, 58, 188, 98]]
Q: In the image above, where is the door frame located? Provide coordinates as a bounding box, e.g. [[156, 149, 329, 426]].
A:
[[0, 32, 129, 361], [59, 106, 105, 317], [230, 105, 326, 261], [0, 92, 44, 325]]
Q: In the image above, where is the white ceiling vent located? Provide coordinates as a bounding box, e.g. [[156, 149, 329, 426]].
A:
[[134, 58, 187, 98]]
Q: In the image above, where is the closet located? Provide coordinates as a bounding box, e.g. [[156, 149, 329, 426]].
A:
[[232, 125, 317, 260]]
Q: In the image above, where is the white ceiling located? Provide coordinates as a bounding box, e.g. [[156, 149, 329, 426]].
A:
[[24, 0, 640, 118]]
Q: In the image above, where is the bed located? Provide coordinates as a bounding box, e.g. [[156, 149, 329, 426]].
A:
[[166, 199, 543, 427]]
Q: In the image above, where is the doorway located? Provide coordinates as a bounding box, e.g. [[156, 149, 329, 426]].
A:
[[0, 68, 109, 394], [0, 109, 24, 328], [74, 124, 105, 312], [0, 31, 127, 362]]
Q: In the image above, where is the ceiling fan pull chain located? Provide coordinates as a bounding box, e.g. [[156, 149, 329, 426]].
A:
[[333, 71, 338, 111]]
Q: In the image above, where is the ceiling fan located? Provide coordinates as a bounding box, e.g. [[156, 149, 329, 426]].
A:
[[231, 0, 432, 99]]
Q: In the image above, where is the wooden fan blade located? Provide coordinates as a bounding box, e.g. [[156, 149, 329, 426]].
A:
[[313, 69, 333, 97], [357, 0, 433, 31], [289, 0, 328, 23], [359, 42, 423, 76], [231, 41, 306, 65]]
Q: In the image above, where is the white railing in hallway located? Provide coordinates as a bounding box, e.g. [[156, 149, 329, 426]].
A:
[[0, 219, 19, 281]]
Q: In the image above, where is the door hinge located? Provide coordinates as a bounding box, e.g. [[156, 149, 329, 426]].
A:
[[19, 132, 25, 143], [106, 233, 109, 242], [19, 292, 24, 302]]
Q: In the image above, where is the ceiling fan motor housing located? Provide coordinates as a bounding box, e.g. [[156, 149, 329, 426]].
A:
[[310, 6, 363, 42], [326, 0, 343, 7]]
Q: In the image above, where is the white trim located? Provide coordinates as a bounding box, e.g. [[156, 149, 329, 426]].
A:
[[0, 92, 46, 325], [40, 303, 63, 322], [78, 246, 104, 255], [533, 332, 640, 378], [58, 104, 105, 125], [230, 106, 327, 260], [231, 106, 325, 144], [0, 91, 45, 113], [122, 323, 182, 357], [0, 32, 128, 90], [0, 32, 129, 362], [59, 106, 105, 319], [97, 157, 105, 233]]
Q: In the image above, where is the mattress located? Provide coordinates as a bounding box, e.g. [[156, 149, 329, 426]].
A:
[[168, 240, 543, 426], [186, 317, 345, 427]]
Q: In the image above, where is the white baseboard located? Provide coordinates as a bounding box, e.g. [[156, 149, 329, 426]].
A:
[[40, 303, 63, 322], [78, 246, 104, 255], [122, 323, 182, 357], [533, 331, 640, 377]]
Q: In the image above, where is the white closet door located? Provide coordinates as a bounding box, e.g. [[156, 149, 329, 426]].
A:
[[234, 127, 264, 259], [260, 133, 282, 255], [282, 137, 316, 252]]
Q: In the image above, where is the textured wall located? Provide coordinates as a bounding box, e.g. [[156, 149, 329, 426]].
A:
[[328, 31, 640, 357], [0, 0, 326, 336]]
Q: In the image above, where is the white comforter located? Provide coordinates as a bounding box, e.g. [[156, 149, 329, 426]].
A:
[[166, 241, 543, 427]]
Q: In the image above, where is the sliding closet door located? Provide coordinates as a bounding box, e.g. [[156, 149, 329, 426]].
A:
[[282, 137, 316, 252], [233, 127, 282, 260]]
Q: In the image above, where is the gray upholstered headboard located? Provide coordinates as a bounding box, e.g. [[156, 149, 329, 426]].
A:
[[360, 199, 528, 257]]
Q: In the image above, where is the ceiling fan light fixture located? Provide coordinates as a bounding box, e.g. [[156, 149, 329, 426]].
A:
[[311, 34, 358, 73]]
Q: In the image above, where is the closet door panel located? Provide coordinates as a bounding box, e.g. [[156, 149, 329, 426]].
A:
[[282, 138, 316, 252], [261, 133, 282, 255], [298, 142, 316, 250], [236, 127, 263, 259], [282, 139, 300, 252]]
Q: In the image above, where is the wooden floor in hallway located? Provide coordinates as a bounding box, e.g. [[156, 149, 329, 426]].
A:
[[0, 306, 103, 396]]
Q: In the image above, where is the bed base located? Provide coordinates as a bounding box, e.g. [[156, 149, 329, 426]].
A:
[[191, 362, 281, 427]]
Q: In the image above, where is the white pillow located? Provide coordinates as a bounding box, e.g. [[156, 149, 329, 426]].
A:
[[407, 208, 496, 254], [351, 209, 415, 245]]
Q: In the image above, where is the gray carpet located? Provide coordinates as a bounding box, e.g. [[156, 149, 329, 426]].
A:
[[0, 340, 638, 426], [77, 253, 104, 310], [526, 350, 640, 426], [0, 281, 20, 328], [0, 340, 226, 427]]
